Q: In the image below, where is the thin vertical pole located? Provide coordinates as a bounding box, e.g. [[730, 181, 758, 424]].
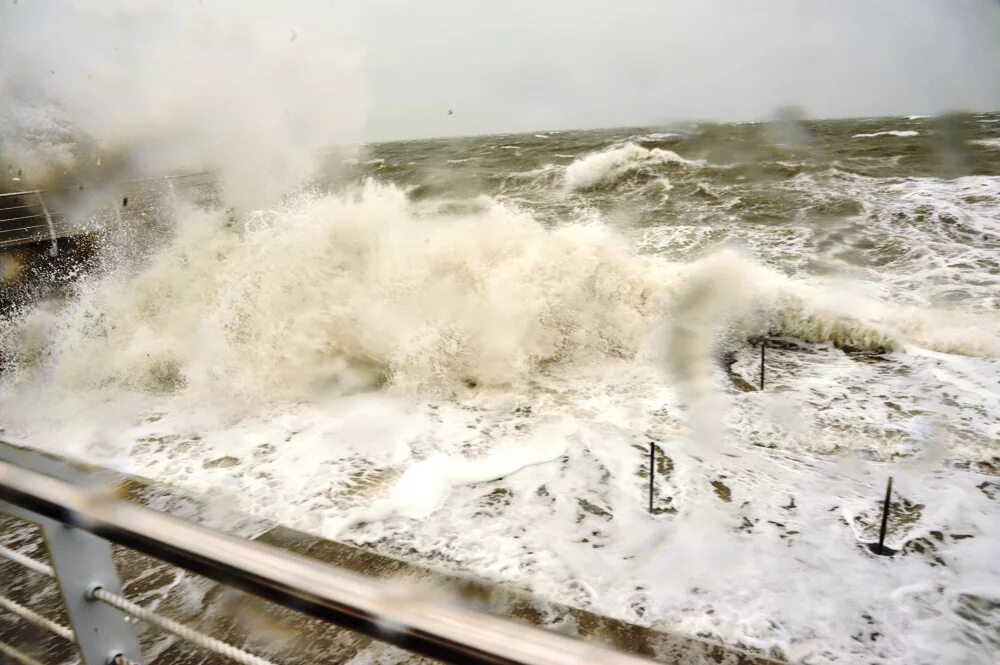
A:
[[648, 443, 655, 514], [876, 477, 893, 555], [36, 190, 58, 257], [760, 339, 766, 390]]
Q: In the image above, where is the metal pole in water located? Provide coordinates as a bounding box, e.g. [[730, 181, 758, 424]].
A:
[[648, 443, 655, 514], [760, 338, 766, 390], [875, 477, 893, 555]]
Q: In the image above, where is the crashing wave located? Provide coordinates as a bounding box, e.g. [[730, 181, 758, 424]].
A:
[[666, 250, 1000, 368], [3, 185, 997, 407], [1, 182, 672, 399]]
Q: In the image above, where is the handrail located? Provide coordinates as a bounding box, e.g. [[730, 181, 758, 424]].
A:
[[0, 172, 215, 201], [0, 459, 653, 665], [0, 595, 75, 642], [0, 546, 277, 665], [0, 172, 220, 251], [0, 544, 55, 577], [0, 639, 49, 665]]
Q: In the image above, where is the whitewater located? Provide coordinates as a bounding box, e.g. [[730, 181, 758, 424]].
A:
[[2, 112, 1000, 664]]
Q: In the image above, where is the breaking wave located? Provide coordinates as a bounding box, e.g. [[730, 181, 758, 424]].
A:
[[4, 181, 999, 412], [564, 142, 702, 190], [669, 249, 1000, 369], [2, 182, 673, 400]]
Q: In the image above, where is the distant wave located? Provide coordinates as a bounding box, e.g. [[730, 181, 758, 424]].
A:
[[971, 138, 1000, 149], [505, 164, 558, 180], [564, 142, 702, 190], [631, 132, 682, 142], [852, 130, 919, 138]]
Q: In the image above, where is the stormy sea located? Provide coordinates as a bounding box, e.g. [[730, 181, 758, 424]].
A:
[[2, 112, 999, 663]]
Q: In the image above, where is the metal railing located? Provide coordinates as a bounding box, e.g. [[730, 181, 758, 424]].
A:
[[0, 190, 62, 255], [0, 173, 218, 253], [0, 444, 655, 665]]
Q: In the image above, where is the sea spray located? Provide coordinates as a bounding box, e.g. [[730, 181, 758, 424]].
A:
[[5, 182, 998, 420], [3, 183, 671, 402], [0, 1, 366, 207]]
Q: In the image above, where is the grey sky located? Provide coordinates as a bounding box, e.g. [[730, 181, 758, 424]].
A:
[[343, 0, 1000, 141]]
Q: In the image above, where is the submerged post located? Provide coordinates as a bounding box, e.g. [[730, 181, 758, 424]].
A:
[[877, 477, 893, 552], [760, 338, 766, 390], [648, 443, 655, 514], [869, 477, 897, 556]]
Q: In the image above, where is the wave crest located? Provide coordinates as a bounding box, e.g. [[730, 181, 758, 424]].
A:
[[564, 142, 701, 190]]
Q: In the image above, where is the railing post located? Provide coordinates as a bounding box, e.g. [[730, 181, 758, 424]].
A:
[[34, 191, 58, 257], [0, 444, 143, 665]]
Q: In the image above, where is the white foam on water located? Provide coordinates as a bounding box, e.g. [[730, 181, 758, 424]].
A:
[[971, 138, 1000, 149], [852, 130, 919, 138], [630, 132, 683, 142], [651, 177, 673, 191], [1, 177, 999, 664], [326, 417, 574, 530]]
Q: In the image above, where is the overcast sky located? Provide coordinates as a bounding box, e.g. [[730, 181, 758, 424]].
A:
[[341, 0, 1000, 141]]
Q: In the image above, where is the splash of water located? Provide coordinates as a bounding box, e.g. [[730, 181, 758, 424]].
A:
[[4, 181, 997, 422], [0, 1, 366, 207]]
